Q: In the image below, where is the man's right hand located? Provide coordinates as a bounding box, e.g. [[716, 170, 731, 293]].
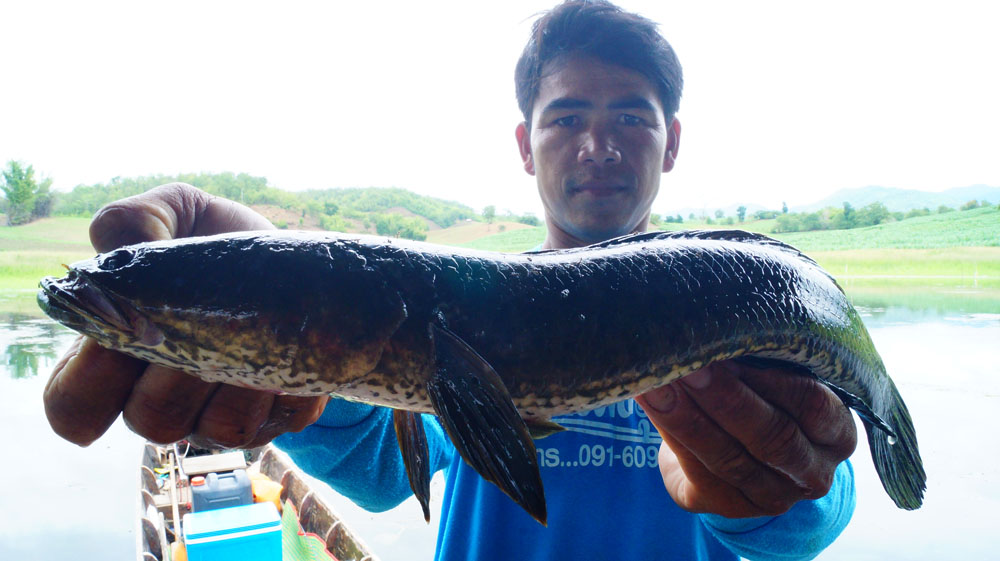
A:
[[43, 183, 329, 448]]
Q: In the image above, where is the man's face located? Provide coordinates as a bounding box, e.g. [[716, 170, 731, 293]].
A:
[[517, 55, 680, 248]]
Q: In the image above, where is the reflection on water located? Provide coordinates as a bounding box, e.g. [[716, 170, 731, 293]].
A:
[[0, 314, 77, 379], [1, 286, 998, 560], [846, 280, 1000, 317]]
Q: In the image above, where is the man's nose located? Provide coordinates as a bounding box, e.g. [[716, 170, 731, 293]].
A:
[[577, 125, 621, 165]]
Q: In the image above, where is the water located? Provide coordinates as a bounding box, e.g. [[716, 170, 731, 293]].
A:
[[1, 289, 998, 560], [818, 301, 1000, 561], [0, 310, 144, 559]]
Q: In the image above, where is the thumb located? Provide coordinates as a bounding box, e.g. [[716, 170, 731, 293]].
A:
[[89, 183, 273, 252]]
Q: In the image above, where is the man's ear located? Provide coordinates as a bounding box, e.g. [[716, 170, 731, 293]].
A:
[[515, 122, 535, 176], [662, 118, 681, 173]]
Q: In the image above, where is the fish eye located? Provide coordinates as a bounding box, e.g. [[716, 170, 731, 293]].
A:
[[99, 248, 135, 270]]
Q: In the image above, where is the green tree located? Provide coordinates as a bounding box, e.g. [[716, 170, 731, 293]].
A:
[[801, 212, 822, 231], [960, 199, 980, 211], [753, 210, 778, 220], [781, 201, 788, 214], [714, 209, 724, 219], [483, 205, 496, 225], [736, 205, 747, 222], [773, 213, 801, 233], [373, 213, 428, 241], [319, 214, 349, 232], [1, 161, 53, 225], [833, 202, 856, 229], [516, 213, 541, 226], [855, 202, 889, 226]]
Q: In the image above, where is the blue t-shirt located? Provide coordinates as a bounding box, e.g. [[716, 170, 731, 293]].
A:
[[276, 398, 855, 561]]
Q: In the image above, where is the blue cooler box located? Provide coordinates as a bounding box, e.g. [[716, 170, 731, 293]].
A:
[[183, 502, 281, 561]]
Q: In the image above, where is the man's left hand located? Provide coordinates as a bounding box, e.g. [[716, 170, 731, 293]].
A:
[[635, 359, 857, 518]]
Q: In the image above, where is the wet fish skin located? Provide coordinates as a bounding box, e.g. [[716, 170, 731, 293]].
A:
[[37, 229, 925, 523]]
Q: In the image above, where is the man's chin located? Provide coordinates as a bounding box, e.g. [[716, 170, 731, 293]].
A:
[[566, 220, 639, 245]]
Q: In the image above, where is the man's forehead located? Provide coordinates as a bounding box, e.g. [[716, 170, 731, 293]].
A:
[[532, 55, 663, 115]]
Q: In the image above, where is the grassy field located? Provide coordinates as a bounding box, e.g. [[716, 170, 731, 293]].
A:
[[425, 220, 533, 245], [810, 247, 1000, 280], [769, 206, 998, 250], [458, 227, 546, 252], [0, 217, 93, 252], [0, 217, 96, 292]]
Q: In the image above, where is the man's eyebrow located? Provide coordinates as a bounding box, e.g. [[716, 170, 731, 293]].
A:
[[539, 96, 658, 114], [539, 97, 592, 113], [607, 96, 658, 112]]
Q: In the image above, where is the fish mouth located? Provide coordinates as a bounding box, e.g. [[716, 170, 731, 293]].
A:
[[38, 270, 135, 336]]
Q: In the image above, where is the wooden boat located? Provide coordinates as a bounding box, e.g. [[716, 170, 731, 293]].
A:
[[137, 441, 378, 561]]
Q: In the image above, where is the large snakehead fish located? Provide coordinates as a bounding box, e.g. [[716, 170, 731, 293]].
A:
[[37, 229, 925, 524]]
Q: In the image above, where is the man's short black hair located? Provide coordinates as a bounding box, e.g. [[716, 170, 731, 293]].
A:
[[515, 0, 683, 126]]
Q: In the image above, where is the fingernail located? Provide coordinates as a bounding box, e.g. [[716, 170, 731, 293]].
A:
[[642, 386, 677, 413], [682, 367, 713, 389]]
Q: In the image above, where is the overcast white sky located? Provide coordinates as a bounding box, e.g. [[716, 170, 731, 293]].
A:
[[3, 0, 998, 217]]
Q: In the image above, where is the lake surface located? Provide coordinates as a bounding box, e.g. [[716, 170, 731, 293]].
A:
[[1, 287, 998, 560]]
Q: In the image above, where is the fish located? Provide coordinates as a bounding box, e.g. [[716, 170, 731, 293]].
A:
[[37, 229, 926, 524]]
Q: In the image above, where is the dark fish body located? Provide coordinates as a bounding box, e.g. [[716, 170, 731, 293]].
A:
[[37, 229, 925, 523]]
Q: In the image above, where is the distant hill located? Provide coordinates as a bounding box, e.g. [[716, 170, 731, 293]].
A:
[[794, 184, 1000, 213], [50, 173, 482, 240], [662, 184, 999, 219]]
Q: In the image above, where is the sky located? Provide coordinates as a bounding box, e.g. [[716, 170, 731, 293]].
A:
[[3, 0, 999, 217]]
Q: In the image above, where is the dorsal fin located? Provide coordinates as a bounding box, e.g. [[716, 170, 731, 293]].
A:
[[527, 229, 819, 267]]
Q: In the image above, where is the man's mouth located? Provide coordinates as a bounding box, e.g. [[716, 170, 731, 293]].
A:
[[568, 182, 629, 197]]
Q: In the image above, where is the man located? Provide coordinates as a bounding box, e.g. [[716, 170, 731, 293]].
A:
[[44, 2, 857, 559]]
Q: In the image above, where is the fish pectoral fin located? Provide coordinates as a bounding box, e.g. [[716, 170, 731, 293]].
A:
[[736, 356, 896, 436], [819, 379, 895, 436], [392, 409, 432, 522], [525, 418, 566, 440], [427, 324, 547, 525]]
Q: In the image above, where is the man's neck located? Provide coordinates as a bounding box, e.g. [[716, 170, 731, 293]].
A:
[[541, 223, 650, 251]]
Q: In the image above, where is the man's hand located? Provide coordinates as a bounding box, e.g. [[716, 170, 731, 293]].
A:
[[43, 183, 329, 448], [635, 360, 857, 518]]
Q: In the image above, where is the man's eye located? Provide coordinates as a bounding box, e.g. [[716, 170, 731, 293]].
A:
[[619, 114, 643, 126], [553, 116, 579, 127]]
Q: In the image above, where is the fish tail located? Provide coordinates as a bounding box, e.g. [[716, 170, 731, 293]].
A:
[[865, 377, 926, 510]]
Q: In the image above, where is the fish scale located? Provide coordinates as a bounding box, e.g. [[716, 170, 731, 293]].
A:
[[37, 228, 925, 524]]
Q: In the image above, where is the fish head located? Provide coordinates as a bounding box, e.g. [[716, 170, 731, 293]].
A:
[[37, 239, 259, 374], [37, 232, 410, 389]]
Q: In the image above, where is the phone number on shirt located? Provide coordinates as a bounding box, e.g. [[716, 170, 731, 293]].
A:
[[536, 444, 660, 469]]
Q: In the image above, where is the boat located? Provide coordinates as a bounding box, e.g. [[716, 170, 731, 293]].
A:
[[137, 441, 378, 561]]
